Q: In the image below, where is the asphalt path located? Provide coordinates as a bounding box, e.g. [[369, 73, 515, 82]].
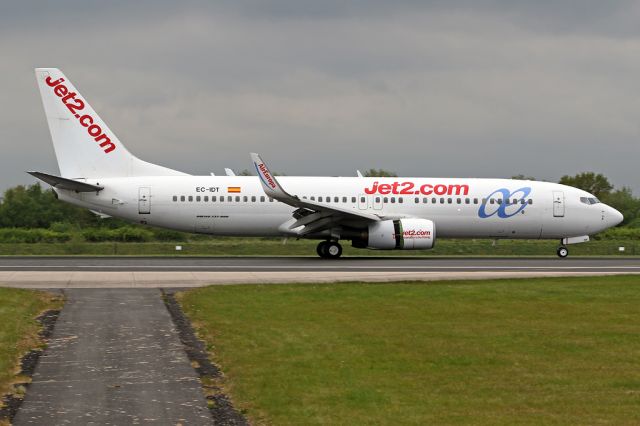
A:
[[1, 256, 639, 273], [13, 289, 212, 425]]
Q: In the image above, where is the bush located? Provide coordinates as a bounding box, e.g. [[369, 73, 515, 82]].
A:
[[593, 227, 640, 240], [0, 228, 72, 243], [82, 226, 153, 242], [150, 228, 190, 241]]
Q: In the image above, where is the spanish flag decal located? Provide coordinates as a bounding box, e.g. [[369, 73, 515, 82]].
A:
[[227, 186, 241, 193]]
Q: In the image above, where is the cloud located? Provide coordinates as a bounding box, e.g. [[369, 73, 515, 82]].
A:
[[0, 1, 639, 193]]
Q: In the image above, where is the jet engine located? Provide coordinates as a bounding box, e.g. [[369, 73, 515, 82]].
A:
[[352, 218, 435, 250]]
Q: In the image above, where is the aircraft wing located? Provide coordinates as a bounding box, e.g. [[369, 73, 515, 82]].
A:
[[250, 153, 380, 236], [28, 171, 104, 192]]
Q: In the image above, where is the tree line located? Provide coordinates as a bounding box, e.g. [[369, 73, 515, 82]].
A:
[[0, 172, 638, 230]]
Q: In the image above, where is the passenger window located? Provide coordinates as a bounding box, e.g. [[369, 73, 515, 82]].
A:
[[188, 196, 193, 202], [375, 197, 380, 203], [342, 197, 346, 203], [260, 196, 265, 202], [465, 198, 470, 204], [391, 197, 396, 203], [473, 198, 478, 204], [204, 196, 209, 202], [243, 196, 248, 202], [415, 197, 419, 204], [383, 197, 388, 203], [448, 198, 452, 204], [432, 198, 436, 204], [440, 198, 445, 204], [197, 196, 202, 202], [457, 198, 461, 204], [334, 197, 339, 203], [423, 198, 428, 203], [326, 196, 331, 203], [172, 196, 177, 202], [399, 197, 403, 203], [360, 197, 366, 203], [228, 196, 232, 202], [311, 196, 315, 201], [528, 199, 533, 205], [212, 196, 217, 202], [251, 196, 256, 202], [220, 196, 224, 202], [180, 196, 185, 202], [318, 197, 323, 202], [490, 199, 495, 204], [352, 197, 356, 203], [269, 197, 274, 202]]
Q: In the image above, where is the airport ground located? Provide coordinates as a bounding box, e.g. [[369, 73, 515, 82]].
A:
[[1, 260, 640, 424]]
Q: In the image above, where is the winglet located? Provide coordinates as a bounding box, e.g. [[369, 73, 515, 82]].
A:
[[250, 153, 289, 199]]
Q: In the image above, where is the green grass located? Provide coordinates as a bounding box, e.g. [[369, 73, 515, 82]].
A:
[[179, 276, 640, 425], [0, 289, 62, 397], [0, 237, 639, 256]]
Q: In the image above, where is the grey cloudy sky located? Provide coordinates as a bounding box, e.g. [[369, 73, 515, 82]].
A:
[[1, 1, 639, 193]]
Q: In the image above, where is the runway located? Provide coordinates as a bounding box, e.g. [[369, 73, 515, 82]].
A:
[[0, 257, 638, 288], [1, 256, 640, 272]]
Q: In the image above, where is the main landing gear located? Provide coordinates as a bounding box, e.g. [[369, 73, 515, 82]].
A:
[[557, 246, 569, 258], [317, 241, 343, 259]]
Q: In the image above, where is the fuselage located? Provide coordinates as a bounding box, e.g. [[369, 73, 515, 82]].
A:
[[56, 176, 623, 240]]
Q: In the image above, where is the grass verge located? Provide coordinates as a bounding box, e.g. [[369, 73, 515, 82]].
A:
[[0, 237, 639, 256], [0, 289, 63, 398], [179, 276, 640, 425]]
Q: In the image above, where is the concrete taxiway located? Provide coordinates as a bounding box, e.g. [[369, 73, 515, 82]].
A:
[[0, 257, 638, 288]]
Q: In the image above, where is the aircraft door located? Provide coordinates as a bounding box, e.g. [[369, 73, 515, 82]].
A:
[[138, 187, 151, 214], [552, 191, 564, 217]]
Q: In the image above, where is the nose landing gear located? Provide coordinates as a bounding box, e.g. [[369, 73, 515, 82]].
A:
[[557, 246, 569, 258], [317, 241, 343, 259]]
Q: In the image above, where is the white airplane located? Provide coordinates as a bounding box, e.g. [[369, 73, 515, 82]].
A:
[[30, 68, 623, 259]]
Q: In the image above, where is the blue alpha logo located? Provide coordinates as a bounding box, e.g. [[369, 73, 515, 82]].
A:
[[478, 187, 532, 218]]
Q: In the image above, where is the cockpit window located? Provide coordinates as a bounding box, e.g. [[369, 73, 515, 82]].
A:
[[580, 196, 600, 205]]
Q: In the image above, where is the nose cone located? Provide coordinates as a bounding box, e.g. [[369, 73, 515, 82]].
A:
[[608, 206, 624, 227]]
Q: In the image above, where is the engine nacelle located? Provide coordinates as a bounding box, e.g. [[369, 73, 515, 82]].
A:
[[364, 218, 435, 250]]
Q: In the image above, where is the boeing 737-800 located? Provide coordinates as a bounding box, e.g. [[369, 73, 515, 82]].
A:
[[30, 68, 623, 258]]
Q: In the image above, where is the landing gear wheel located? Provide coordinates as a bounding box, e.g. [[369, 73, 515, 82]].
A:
[[316, 241, 342, 259], [325, 241, 343, 259], [316, 241, 329, 258], [557, 246, 569, 258]]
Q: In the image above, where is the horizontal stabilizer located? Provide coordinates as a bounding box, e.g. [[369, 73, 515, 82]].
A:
[[27, 171, 104, 192], [90, 210, 112, 219]]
